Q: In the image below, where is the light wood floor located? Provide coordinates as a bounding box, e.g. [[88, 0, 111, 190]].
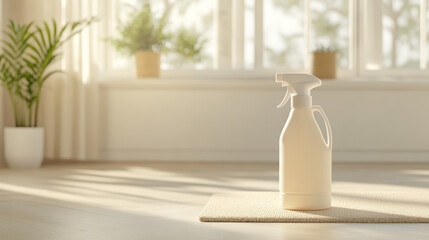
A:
[[0, 162, 428, 240]]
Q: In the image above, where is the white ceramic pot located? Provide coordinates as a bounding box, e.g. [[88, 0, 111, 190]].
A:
[[4, 127, 44, 169]]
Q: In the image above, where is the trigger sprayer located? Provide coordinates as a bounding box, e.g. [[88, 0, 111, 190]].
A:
[[276, 73, 332, 211], [276, 73, 322, 109]]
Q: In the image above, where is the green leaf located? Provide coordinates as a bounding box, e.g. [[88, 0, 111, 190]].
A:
[[58, 23, 69, 39], [27, 44, 42, 58], [52, 19, 57, 43], [21, 22, 34, 42], [42, 70, 62, 82], [2, 48, 16, 61], [44, 21, 52, 46], [32, 32, 46, 53], [2, 40, 17, 54], [26, 52, 40, 64], [3, 32, 16, 46], [71, 21, 81, 31], [36, 26, 47, 49]]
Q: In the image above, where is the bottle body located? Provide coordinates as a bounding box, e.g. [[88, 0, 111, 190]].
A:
[[279, 108, 332, 210]]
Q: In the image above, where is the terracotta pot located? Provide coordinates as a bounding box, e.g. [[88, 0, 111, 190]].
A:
[[135, 51, 161, 78], [312, 52, 336, 79]]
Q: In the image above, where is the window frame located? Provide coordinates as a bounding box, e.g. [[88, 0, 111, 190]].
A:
[[358, 0, 429, 78], [100, 0, 429, 80]]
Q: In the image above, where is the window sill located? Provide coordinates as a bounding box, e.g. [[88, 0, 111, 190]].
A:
[[98, 77, 429, 91]]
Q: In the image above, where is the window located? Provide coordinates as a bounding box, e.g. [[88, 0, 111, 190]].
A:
[[263, 0, 350, 70], [99, 0, 429, 78], [382, 0, 420, 69], [363, 0, 423, 72]]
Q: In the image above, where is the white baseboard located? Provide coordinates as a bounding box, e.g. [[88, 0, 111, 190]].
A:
[[99, 149, 429, 162], [333, 150, 429, 162], [99, 149, 277, 162]]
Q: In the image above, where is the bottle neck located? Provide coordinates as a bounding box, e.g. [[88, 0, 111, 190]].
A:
[[291, 95, 312, 109]]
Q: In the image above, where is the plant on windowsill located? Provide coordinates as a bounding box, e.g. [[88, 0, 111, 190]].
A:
[[0, 18, 94, 169], [169, 28, 207, 69], [110, 3, 206, 78], [312, 46, 337, 79]]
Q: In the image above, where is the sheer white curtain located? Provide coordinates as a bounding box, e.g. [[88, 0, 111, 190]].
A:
[[1, 0, 101, 162]]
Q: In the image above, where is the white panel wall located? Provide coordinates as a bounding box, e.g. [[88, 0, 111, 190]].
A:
[[99, 79, 429, 162]]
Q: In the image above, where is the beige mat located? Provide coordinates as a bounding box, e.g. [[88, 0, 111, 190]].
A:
[[199, 191, 429, 223]]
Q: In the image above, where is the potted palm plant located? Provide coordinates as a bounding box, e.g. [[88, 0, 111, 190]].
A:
[[0, 18, 94, 169]]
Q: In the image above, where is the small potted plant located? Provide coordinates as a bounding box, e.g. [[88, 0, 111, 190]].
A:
[[110, 3, 207, 77], [312, 46, 336, 79], [111, 3, 169, 78], [0, 18, 94, 169]]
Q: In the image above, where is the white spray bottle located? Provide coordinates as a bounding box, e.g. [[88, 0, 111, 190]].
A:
[[276, 73, 332, 210]]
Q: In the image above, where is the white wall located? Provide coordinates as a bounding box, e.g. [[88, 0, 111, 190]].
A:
[[99, 79, 429, 162]]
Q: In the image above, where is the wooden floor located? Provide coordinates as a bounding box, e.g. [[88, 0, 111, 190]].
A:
[[0, 162, 428, 240]]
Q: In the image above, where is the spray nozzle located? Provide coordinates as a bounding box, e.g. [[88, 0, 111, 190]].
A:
[[276, 73, 322, 108], [276, 74, 295, 108]]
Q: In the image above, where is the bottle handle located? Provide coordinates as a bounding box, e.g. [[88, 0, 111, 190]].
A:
[[312, 105, 332, 150]]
